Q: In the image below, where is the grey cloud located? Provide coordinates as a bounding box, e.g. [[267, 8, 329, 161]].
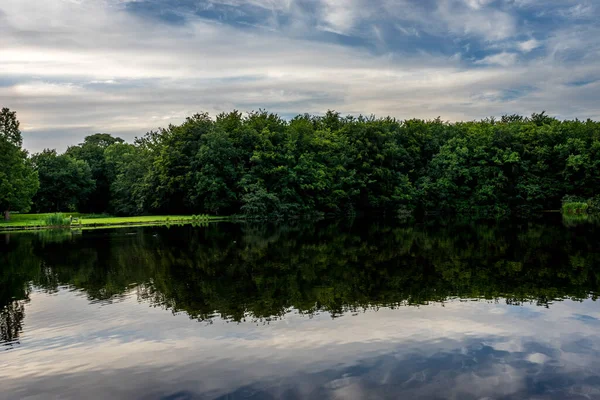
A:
[[0, 0, 599, 152]]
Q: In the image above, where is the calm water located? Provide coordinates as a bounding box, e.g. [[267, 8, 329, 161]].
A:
[[2, 218, 600, 399]]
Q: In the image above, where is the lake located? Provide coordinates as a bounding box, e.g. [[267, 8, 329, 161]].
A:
[[2, 218, 600, 399]]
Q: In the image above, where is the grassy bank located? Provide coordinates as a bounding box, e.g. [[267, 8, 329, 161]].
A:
[[0, 213, 224, 232], [562, 202, 589, 215]]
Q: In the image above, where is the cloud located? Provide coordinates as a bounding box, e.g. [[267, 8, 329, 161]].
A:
[[0, 0, 599, 152], [475, 52, 519, 67], [560, 3, 595, 19], [518, 39, 541, 53], [437, 0, 517, 41], [318, 0, 361, 35]]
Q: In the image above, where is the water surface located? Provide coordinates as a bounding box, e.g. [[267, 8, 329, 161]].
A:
[[2, 219, 600, 399]]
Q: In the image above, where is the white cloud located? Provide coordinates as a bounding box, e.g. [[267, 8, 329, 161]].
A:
[[463, 0, 496, 10], [475, 52, 519, 67], [518, 39, 541, 53], [318, 0, 361, 35], [562, 3, 595, 18], [380, 0, 517, 42], [0, 0, 598, 152], [436, 0, 517, 41]]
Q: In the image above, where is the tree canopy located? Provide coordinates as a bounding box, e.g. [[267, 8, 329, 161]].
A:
[[98, 110, 600, 218], [31, 149, 95, 212], [65, 133, 124, 213], [0, 109, 39, 220], [2, 108, 600, 219]]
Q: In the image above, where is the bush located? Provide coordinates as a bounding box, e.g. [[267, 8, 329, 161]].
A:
[[587, 195, 600, 215], [562, 195, 586, 205], [396, 205, 414, 222], [44, 213, 70, 226], [562, 202, 589, 215]]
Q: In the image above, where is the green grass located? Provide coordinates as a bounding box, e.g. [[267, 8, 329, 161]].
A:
[[0, 213, 223, 231], [43, 213, 71, 227], [79, 215, 206, 225], [0, 213, 84, 227]]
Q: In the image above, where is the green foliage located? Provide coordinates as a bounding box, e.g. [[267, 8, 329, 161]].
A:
[[31, 149, 95, 212], [190, 127, 241, 215], [9, 109, 600, 219], [561, 194, 600, 216], [562, 202, 588, 215], [43, 213, 70, 226], [0, 108, 22, 147], [104, 142, 151, 215], [0, 109, 39, 219], [587, 195, 600, 215], [65, 133, 124, 213]]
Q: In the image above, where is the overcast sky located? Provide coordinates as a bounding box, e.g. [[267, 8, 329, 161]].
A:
[[1, 0, 599, 152]]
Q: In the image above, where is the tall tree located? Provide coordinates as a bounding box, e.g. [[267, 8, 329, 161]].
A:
[[0, 108, 39, 220], [31, 149, 95, 212], [0, 108, 23, 147], [104, 142, 152, 215], [148, 113, 214, 213], [66, 133, 123, 213]]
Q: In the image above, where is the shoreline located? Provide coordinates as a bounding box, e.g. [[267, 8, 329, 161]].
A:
[[0, 216, 229, 233]]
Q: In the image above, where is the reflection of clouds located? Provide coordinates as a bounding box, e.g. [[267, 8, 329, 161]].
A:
[[572, 313, 600, 325], [2, 290, 600, 399]]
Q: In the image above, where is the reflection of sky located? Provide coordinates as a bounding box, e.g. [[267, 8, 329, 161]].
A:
[[2, 290, 600, 399]]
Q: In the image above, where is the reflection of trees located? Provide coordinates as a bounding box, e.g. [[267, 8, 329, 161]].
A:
[[0, 233, 42, 346], [2, 219, 600, 327], [1, 300, 26, 348]]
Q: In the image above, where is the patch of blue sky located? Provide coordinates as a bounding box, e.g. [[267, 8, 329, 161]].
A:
[[116, 0, 588, 65], [499, 86, 537, 102], [124, 0, 188, 24], [567, 78, 599, 87], [0, 76, 28, 88]]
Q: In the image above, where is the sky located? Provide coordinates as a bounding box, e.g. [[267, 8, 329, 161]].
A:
[[1, 0, 599, 152]]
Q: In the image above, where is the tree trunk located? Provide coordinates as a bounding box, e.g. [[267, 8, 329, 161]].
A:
[[4, 210, 9, 221]]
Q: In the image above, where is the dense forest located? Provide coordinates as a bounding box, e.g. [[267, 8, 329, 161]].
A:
[[1, 107, 600, 219]]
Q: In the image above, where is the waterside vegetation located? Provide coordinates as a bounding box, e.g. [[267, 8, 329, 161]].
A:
[[0, 213, 222, 232]]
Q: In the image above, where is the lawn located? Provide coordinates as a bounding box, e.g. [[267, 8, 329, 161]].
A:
[[78, 215, 207, 225], [0, 213, 85, 227], [0, 213, 223, 231]]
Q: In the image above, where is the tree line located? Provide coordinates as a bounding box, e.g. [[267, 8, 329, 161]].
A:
[[1, 107, 600, 219]]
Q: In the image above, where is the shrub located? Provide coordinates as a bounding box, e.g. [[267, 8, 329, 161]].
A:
[[587, 195, 600, 215], [44, 213, 70, 226], [562, 195, 586, 205], [396, 205, 414, 222], [562, 202, 589, 215]]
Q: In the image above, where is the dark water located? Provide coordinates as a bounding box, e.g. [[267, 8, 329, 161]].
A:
[[2, 218, 600, 399]]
